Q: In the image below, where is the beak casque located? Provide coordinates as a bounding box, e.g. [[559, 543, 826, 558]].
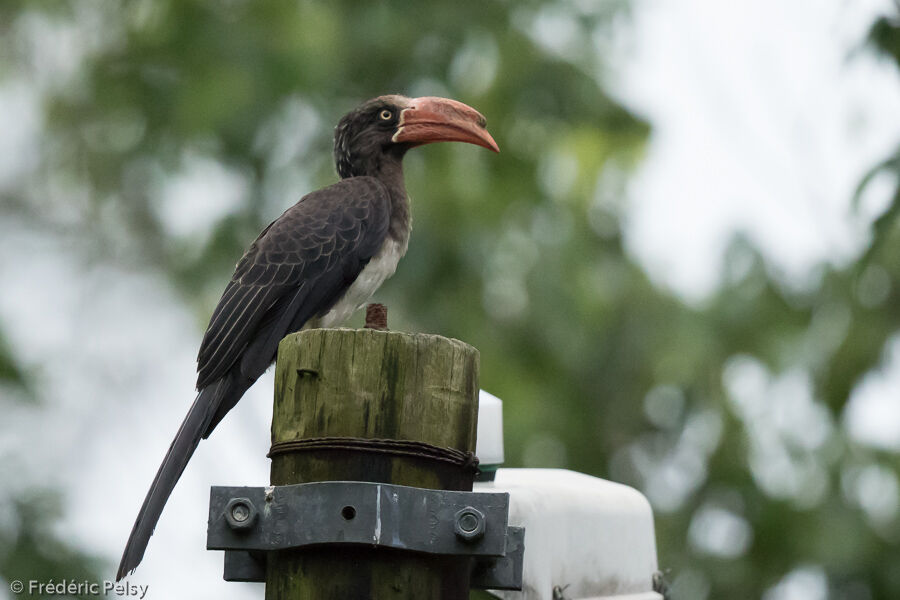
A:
[[392, 96, 499, 153]]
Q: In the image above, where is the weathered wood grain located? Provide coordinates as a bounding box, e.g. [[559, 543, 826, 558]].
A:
[[265, 328, 479, 600]]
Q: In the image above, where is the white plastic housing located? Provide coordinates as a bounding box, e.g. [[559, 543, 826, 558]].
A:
[[476, 469, 663, 600], [476, 390, 505, 467]]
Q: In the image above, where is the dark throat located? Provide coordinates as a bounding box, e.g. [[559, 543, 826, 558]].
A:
[[342, 148, 410, 242]]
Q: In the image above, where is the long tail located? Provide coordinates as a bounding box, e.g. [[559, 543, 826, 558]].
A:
[[116, 378, 230, 580]]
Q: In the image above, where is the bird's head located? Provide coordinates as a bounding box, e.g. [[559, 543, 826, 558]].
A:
[[334, 95, 499, 179]]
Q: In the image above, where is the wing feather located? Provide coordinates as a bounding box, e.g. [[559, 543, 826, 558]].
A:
[[196, 177, 392, 389], [199, 286, 268, 379]]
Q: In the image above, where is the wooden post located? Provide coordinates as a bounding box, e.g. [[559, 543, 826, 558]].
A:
[[265, 328, 480, 600]]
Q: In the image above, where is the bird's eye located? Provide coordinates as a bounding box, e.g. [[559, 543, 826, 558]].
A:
[[379, 109, 393, 121]]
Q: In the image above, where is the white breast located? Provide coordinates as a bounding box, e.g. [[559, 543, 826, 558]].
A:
[[312, 235, 409, 329]]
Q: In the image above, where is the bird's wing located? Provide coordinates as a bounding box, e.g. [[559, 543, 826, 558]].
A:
[[118, 177, 390, 580], [195, 176, 391, 390]]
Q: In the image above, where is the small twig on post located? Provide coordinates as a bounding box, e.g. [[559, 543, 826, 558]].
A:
[[364, 303, 388, 330]]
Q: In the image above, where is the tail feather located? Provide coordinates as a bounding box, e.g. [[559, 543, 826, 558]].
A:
[[116, 379, 228, 580]]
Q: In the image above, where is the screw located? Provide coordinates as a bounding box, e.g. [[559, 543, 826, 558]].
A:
[[232, 504, 249, 521], [225, 498, 258, 531], [454, 506, 485, 542]]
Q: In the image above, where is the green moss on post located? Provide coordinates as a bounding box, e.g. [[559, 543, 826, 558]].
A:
[[265, 328, 480, 600]]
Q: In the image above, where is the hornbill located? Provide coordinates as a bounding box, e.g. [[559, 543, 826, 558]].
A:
[[117, 95, 498, 579]]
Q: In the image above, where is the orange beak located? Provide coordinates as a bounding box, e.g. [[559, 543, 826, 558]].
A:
[[392, 96, 499, 153]]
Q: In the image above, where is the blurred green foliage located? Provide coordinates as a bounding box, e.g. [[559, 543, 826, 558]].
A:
[[0, 329, 28, 391], [0, 492, 104, 600], [2, 1, 900, 598]]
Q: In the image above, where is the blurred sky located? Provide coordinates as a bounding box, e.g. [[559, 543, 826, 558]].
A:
[[617, 0, 900, 299], [1, 1, 900, 599]]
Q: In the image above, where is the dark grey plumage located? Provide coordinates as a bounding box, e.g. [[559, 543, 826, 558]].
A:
[[197, 176, 393, 433], [117, 176, 394, 580], [117, 94, 497, 580], [117, 102, 402, 581]]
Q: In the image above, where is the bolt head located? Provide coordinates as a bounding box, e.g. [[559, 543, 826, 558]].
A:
[[454, 506, 485, 542], [225, 498, 258, 531]]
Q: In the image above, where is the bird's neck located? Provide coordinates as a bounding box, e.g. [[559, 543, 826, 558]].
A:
[[356, 155, 410, 243]]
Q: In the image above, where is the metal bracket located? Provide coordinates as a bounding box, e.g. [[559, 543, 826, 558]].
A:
[[471, 525, 525, 590], [221, 527, 524, 591], [208, 481, 510, 555], [207, 481, 524, 590]]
